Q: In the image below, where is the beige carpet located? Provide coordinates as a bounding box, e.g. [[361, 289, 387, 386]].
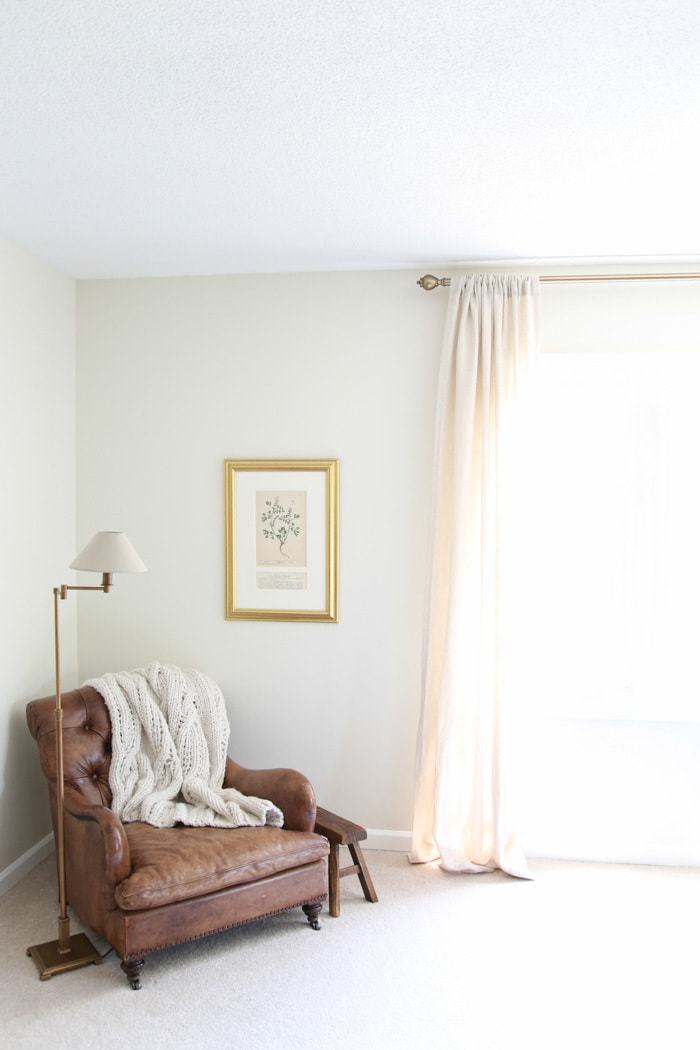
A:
[[1, 850, 698, 1050]]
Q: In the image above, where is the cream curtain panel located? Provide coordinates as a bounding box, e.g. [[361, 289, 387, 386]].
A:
[[410, 273, 538, 878]]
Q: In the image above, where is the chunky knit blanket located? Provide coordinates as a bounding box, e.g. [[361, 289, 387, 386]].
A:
[[86, 662, 284, 829]]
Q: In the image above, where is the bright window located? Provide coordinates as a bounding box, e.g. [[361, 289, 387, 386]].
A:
[[521, 351, 700, 722]]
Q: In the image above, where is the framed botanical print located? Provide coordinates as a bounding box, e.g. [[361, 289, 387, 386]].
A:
[[224, 459, 338, 622]]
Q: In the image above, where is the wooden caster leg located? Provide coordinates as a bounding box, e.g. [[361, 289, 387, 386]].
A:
[[302, 901, 322, 931], [121, 956, 145, 990]]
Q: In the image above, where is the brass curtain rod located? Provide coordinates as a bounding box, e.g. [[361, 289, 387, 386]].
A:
[[417, 272, 700, 290]]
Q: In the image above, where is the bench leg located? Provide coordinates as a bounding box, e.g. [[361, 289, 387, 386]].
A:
[[348, 842, 378, 903], [328, 843, 340, 917]]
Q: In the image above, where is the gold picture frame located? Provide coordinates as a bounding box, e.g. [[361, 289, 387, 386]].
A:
[[225, 459, 338, 622]]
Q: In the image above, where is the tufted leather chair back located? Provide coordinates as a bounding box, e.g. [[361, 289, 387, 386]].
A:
[[27, 687, 113, 807]]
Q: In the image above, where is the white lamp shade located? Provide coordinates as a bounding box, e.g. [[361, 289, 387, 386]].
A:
[[70, 532, 147, 574]]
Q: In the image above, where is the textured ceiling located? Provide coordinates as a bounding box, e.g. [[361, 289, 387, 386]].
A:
[[1, 1, 699, 277]]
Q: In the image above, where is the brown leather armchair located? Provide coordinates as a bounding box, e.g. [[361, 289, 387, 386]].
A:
[[27, 686, 328, 988]]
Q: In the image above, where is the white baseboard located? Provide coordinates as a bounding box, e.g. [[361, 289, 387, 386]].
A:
[[364, 829, 412, 852], [0, 833, 54, 897], [3, 827, 692, 896], [526, 845, 700, 868], [362, 831, 700, 867], [0, 828, 410, 896]]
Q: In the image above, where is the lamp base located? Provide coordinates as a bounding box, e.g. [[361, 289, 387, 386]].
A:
[[26, 933, 102, 980]]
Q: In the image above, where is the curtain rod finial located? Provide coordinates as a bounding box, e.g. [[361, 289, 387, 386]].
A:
[[417, 274, 452, 291]]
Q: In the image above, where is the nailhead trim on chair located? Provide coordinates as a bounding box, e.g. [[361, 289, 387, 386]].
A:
[[122, 894, 327, 960]]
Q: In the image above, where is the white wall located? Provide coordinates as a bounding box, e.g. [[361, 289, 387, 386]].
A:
[[0, 240, 76, 875], [75, 263, 700, 864], [76, 271, 444, 832]]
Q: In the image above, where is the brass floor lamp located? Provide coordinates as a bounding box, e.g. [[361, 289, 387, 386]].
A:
[[27, 531, 146, 980]]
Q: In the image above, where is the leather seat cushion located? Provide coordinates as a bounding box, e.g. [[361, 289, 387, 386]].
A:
[[115, 824, 329, 911]]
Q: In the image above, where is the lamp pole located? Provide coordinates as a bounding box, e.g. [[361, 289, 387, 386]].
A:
[[26, 531, 146, 981], [27, 576, 112, 977]]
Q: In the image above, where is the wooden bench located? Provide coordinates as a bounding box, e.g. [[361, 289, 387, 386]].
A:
[[314, 807, 379, 917]]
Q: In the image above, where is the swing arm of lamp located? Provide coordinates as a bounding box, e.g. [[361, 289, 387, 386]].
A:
[[26, 533, 146, 981]]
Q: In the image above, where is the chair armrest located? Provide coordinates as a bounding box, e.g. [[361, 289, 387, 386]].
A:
[[63, 787, 131, 888], [224, 757, 317, 832]]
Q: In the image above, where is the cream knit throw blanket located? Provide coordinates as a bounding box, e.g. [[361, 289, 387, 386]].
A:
[[86, 662, 283, 829]]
